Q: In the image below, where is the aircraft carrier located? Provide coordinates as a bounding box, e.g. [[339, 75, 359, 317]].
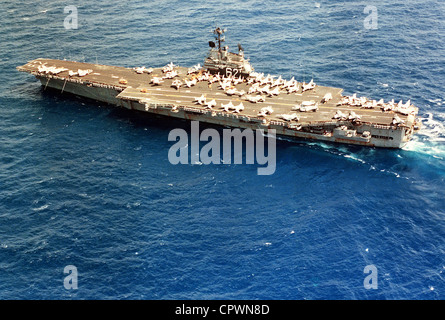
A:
[[16, 27, 421, 148]]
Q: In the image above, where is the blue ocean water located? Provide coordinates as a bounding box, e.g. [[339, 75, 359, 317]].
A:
[[0, 0, 444, 300]]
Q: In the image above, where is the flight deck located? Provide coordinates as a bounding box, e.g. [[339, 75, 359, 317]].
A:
[[17, 53, 420, 149]]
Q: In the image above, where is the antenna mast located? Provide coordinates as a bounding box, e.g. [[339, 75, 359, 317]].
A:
[[213, 27, 226, 57]]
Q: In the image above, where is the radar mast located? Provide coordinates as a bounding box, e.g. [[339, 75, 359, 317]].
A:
[[204, 26, 253, 77]]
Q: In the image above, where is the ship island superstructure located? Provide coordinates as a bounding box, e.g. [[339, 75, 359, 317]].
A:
[[17, 27, 421, 148]]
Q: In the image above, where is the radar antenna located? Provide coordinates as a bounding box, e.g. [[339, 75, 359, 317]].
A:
[[204, 26, 254, 77], [213, 26, 227, 57]]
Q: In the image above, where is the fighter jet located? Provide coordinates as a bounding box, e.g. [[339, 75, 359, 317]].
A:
[[208, 75, 219, 84], [248, 83, 260, 94], [225, 88, 238, 96], [258, 106, 274, 116], [38, 64, 67, 75], [259, 84, 271, 94], [194, 94, 206, 105], [257, 95, 267, 102], [278, 113, 300, 121], [171, 80, 182, 90], [245, 95, 266, 103], [291, 104, 301, 111], [302, 79, 315, 92], [286, 84, 300, 94], [162, 62, 176, 73], [402, 100, 411, 108], [184, 78, 197, 88], [381, 100, 395, 111], [300, 103, 318, 112], [267, 87, 281, 97], [397, 99, 411, 109], [77, 69, 92, 77], [376, 98, 385, 106], [392, 114, 405, 125], [205, 99, 217, 109], [396, 107, 410, 115], [362, 100, 377, 109], [151, 77, 163, 85], [219, 80, 232, 91], [133, 66, 147, 74], [163, 70, 178, 79], [333, 110, 347, 120], [233, 102, 244, 113], [187, 63, 201, 74], [358, 96, 368, 106], [271, 76, 284, 88], [221, 101, 234, 112], [50, 66, 68, 74], [232, 76, 244, 85], [348, 111, 361, 121], [395, 100, 413, 115], [321, 92, 332, 104], [284, 77, 296, 87], [338, 96, 349, 105]]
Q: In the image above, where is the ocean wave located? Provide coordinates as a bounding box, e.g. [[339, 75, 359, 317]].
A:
[[403, 112, 445, 160], [2, 0, 444, 300]]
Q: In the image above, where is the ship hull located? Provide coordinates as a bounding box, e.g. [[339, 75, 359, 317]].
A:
[[36, 75, 410, 148]]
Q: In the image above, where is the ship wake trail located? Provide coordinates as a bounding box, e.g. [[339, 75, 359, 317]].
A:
[[403, 112, 445, 160]]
